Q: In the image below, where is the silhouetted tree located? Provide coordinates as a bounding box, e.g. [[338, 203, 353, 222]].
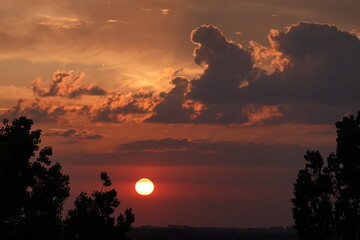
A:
[[331, 113, 360, 239], [64, 172, 135, 240], [292, 151, 334, 239], [292, 112, 360, 240], [20, 146, 70, 239], [0, 117, 70, 239]]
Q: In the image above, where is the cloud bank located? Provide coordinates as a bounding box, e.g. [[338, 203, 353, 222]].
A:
[[4, 22, 360, 125]]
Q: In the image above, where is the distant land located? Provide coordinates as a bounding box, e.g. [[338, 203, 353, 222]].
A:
[[128, 225, 298, 240]]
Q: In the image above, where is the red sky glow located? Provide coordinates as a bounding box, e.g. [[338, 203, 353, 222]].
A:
[[1, 0, 359, 228]]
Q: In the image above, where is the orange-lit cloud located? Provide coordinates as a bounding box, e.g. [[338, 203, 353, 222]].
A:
[[244, 105, 283, 124], [33, 72, 107, 98], [160, 9, 170, 15], [80, 92, 158, 123], [38, 16, 83, 29]]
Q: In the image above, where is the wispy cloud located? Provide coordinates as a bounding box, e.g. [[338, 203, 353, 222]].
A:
[[106, 19, 119, 23], [160, 8, 170, 15], [38, 16, 83, 29], [106, 19, 127, 24], [141, 7, 152, 12]]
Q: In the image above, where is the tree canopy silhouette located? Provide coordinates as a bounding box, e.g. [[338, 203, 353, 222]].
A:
[[0, 117, 135, 239], [64, 172, 135, 240], [0, 117, 70, 240], [292, 112, 360, 240]]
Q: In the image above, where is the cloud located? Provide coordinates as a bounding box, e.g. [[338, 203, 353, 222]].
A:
[[3, 90, 157, 124], [4, 22, 359, 126], [66, 137, 307, 167], [247, 22, 360, 106], [106, 19, 118, 23], [160, 9, 170, 15], [3, 98, 76, 123], [242, 22, 360, 123], [45, 128, 105, 140], [146, 77, 194, 123], [80, 91, 158, 123], [147, 76, 281, 125], [189, 24, 255, 104], [106, 19, 127, 24], [3, 69, 157, 123], [118, 137, 197, 152], [38, 16, 83, 29], [33, 72, 107, 99], [149, 22, 360, 125]]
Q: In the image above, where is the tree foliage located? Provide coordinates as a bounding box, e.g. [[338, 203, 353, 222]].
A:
[[292, 112, 360, 240], [0, 117, 135, 239], [0, 117, 70, 239], [64, 172, 135, 240]]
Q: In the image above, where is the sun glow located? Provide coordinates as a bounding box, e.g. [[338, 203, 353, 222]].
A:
[[135, 178, 154, 196]]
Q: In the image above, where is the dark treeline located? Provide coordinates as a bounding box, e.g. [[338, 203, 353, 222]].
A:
[[292, 112, 360, 240], [0, 117, 134, 240], [128, 226, 298, 240]]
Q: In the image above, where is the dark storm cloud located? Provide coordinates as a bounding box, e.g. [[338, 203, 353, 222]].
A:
[[147, 75, 250, 124], [33, 73, 107, 99], [245, 22, 360, 105], [62, 137, 308, 167], [149, 22, 360, 125], [189, 25, 255, 104], [146, 77, 193, 123]]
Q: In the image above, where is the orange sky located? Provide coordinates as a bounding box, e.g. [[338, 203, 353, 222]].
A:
[[1, 0, 359, 227]]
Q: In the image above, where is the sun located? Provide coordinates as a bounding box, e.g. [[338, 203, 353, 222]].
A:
[[135, 178, 154, 196]]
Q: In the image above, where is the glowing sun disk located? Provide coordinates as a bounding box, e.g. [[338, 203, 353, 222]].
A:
[[135, 178, 154, 196]]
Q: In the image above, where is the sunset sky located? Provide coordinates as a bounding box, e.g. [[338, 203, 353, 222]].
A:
[[1, 0, 360, 227]]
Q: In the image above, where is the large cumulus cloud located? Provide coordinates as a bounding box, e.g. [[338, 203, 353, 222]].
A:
[[189, 25, 255, 104], [150, 22, 360, 125], [247, 22, 360, 105]]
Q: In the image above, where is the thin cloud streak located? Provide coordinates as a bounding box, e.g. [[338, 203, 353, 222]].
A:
[[60, 137, 307, 167], [44, 128, 105, 140]]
